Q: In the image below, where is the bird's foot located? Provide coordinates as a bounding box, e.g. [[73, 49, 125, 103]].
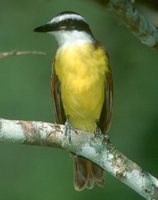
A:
[[93, 125, 109, 146], [64, 118, 78, 143], [94, 125, 102, 136]]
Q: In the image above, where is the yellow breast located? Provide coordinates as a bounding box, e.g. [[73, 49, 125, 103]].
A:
[[54, 43, 109, 132]]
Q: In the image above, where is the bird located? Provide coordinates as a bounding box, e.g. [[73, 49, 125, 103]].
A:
[[34, 11, 113, 191]]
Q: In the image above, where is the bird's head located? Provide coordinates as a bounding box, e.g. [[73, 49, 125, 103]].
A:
[[34, 11, 95, 47]]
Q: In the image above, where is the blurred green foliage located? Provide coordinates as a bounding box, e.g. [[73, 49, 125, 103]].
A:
[[0, 0, 158, 199]]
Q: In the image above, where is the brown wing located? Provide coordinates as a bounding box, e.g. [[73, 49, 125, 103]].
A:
[[51, 67, 66, 124], [98, 69, 113, 134]]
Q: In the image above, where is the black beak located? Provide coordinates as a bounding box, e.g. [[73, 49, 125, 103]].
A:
[[34, 23, 56, 32]]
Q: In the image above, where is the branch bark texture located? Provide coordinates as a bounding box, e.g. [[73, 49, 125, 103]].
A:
[[92, 0, 158, 49], [0, 118, 158, 199]]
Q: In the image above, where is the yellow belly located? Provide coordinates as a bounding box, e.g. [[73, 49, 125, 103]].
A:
[[54, 43, 109, 132]]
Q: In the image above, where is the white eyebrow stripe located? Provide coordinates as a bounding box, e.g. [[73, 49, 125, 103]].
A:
[[50, 14, 86, 23]]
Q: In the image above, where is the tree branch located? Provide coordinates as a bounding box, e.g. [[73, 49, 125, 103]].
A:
[[92, 0, 158, 49], [0, 118, 157, 199], [0, 50, 46, 59]]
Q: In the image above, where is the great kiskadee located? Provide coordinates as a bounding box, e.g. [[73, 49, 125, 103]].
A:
[[34, 11, 113, 191]]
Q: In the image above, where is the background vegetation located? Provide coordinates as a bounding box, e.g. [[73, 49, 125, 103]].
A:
[[0, 0, 158, 199]]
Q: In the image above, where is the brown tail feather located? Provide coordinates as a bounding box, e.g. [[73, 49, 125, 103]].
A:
[[72, 155, 104, 191]]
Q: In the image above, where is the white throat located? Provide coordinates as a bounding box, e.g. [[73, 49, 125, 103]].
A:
[[52, 30, 94, 47]]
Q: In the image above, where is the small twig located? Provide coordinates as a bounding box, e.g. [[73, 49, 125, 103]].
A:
[[0, 50, 46, 59]]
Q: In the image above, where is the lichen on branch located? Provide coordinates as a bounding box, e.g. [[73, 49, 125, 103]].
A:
[[0, 118, 157, 199]]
